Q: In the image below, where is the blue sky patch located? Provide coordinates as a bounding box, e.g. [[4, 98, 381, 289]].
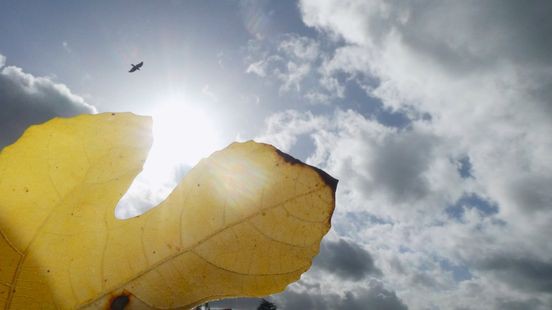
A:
[[446, 193, 499, 219]]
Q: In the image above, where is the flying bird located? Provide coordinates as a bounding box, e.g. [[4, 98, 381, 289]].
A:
[[129, 61, 143, 73]]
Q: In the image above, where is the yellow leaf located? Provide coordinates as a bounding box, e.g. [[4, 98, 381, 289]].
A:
[[0, 113, 337, 309]]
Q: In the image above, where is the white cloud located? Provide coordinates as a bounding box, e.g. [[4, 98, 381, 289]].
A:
[[245, 34, 345, 104], [0, 54, 96, 148], [258, 107, 551, 308], [259, 109, 468, 221], [246, 59, 268, 77], [62, 41, 72, 53], [300, 0, 552, 221], [284, 1, 552, 308], [256, 109, 328, 152], [278, 61, 311, 92], [277, 34, 320, 61]]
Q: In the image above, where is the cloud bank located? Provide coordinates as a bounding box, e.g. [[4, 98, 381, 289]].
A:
[[0, 54, 96, 149]]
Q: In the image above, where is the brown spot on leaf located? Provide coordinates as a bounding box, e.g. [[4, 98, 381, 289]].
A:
[[108, 291, 131, 310]]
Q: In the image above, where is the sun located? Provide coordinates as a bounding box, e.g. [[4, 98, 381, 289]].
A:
[[149, 102, 221, 169], [116, 99, 223, 218]]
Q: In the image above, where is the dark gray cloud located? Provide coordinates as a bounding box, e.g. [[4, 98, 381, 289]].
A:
[[409, 272, 438, 289], [507, 175, 552, 213], [339, 286, 408, 310], [479, 256, 552, 293], [0, 56, 95, 149], [396, 1, 552, 73], [313, 238, 381, 281], [275, 290, 324, 310], [496, 297, 548, 310], [274, 284, 408, 310], [368, 131, 437, 203]]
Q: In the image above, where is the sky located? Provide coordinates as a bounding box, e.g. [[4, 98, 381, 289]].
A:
[[1, 0, 551, 309]]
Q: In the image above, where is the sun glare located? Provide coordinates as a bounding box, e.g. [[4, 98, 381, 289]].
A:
[[115, 100, 223, 218], [150, 103, 221, 169]]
